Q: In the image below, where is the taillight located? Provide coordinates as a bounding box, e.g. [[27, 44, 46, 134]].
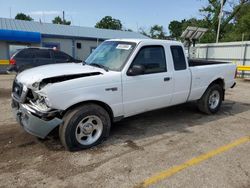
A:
[[10, 58, 16, 65]]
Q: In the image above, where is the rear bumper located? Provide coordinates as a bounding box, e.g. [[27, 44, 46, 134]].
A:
[[12, 103, 63, 139]]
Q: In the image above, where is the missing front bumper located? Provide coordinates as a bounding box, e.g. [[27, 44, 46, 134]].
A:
[[13, 104, 63, 139]]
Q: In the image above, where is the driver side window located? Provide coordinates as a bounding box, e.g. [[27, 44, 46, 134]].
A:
[[131, 46, 167, 74]]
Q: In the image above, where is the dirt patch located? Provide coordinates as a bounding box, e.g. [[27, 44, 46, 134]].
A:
[[124, 140, 144, 151], [18, 141, 37, 148], [0, 88, 11, 98]]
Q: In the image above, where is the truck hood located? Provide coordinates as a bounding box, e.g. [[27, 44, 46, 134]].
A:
[[16, 63, 105, 87]]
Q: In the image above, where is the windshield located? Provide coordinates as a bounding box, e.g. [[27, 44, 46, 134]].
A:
[[85, 41, 136, 71]]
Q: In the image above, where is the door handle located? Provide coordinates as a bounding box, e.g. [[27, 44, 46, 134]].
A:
[[164, 77, 171, 81]]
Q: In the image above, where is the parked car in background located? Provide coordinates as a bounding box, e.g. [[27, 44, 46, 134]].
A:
[[8, 48, 81, 72]]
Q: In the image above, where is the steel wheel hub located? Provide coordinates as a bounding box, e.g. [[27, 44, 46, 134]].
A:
[[209, 90, 220, 109], [75, 115, 103, 145], [82, 123, 94, 134]]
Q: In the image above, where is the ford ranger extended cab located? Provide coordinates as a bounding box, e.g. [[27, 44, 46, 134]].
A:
[[12, 39, 237, 151]]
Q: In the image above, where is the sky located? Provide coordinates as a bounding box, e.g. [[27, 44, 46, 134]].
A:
[[0, 0, 205, 33]]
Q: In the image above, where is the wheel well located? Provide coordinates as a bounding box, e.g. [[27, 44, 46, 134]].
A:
[[209, 78, 225, 89], [62, 100, 114, 122], [208, 78, 225, 100]]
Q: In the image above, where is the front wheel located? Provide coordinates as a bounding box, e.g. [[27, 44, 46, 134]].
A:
[[197, 84, 223, 114], [59, 104, 111, 151]]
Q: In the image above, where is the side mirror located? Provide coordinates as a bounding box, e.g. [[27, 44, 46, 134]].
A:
[[127, 65, 145, 76]]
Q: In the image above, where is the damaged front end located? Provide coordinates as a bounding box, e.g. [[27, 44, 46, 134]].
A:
[[12, 79, 63, 138], [11, 71, 103, 138]]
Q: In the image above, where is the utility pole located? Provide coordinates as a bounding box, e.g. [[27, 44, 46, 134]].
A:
[[242, 33, 245, 42], [216, 0, 224, 43], [63, 11, 65, 22]]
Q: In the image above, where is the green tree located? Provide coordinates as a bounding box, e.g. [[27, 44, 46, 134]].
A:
[[233, 2, 250, 40], [222, 2, 250, 41], [200, 0, 249, 41], [52, 16, 71, 25], [138, 25, 168, 39], [149, 25, 167, 39], [95, 16, 122, 30], [180, 18, 215, 43], [139, 28, 150, 37], [167, 0, 250, 43], [168, 20, 183, 40], [15, 13, 33, 21], [168, 18, 213, 42]]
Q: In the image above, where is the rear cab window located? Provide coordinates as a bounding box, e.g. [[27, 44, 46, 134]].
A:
[[170, 46, 187, 71]]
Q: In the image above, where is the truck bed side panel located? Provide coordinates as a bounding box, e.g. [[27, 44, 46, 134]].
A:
[[188, 64, 236, 101], [188, 59, 229, 67]]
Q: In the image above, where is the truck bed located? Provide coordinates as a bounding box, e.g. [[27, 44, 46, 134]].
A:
[[188, 59, 229, 67], [188, 60, 236, 102]]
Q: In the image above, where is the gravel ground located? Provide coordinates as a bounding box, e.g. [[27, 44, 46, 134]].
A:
[[0, 74, 249, 188]]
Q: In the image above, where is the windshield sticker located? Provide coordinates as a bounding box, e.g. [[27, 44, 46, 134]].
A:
[[116, 44, 132, 50]]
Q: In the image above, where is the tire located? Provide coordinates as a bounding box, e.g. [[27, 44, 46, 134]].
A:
[[197, 84, 223, 114], [59, 103, 111, 151]]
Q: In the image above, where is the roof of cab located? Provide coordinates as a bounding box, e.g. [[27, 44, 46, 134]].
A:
[[106, 38, 183, 45]]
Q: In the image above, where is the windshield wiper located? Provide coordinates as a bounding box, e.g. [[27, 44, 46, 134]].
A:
[[89, 63, 109, 72]]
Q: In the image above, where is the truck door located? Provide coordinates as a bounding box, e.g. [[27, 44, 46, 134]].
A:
[[122, 45, 174, 117], [170, 45, 192, 105]]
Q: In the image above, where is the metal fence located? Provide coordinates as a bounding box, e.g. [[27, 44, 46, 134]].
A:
[[191, 41, 250, 77]]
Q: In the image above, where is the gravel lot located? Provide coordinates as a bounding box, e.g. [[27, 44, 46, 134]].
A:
[[0, 74, 249, 188]]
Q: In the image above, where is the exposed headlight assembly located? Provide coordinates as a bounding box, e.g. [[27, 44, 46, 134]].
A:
[[32, 82, 40, 89], [44, 97, 52, 108], [30, 94, 52, 112]]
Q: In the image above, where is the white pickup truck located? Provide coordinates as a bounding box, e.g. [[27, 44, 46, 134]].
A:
[[12, 39, 237, 151]]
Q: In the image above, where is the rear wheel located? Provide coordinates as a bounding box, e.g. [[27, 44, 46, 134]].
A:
[[197, 84, 223, 114], [59, 104, 111, 151]]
